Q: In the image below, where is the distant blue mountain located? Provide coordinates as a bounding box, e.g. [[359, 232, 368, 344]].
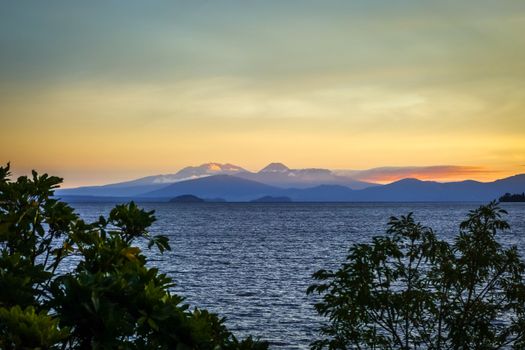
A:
[[350, 175, 525, 202], [55, 163, 247, 197], [140, 175, 280, 201], [236, 162, 374, 189], [137, 174, 525, 202], [56, 162, 376, 198], [57, 171, 525, 203]]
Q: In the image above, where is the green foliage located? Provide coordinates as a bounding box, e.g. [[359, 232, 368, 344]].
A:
[[0, 305, 68, 350], [0, 163, 267, 349], [308, 202, 525, 349]]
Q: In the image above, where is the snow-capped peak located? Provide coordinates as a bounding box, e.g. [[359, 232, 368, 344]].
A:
[[175, 163, 246, 178]]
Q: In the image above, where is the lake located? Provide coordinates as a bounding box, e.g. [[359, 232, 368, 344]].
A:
[[71, 202, 525, 349]]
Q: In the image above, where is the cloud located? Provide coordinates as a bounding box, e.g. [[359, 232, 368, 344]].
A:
[[1, 0, 524, 86], [1, 1, 524, 187], [335, 166, 499, 183]]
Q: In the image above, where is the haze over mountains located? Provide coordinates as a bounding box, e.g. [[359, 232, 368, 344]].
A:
[[56, 162, 525, 202], [57, 162, 374, 196]]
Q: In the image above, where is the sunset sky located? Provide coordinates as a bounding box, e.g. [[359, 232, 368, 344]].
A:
[[1, 1, 524, 187]]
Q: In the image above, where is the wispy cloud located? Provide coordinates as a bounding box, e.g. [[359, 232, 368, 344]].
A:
[[1, 1, 524, 186]]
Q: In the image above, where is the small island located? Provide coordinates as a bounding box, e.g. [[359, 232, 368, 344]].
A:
[[169, 194, 205, 203], [250, 195, 293, 203], [499, 193, 525, 202]]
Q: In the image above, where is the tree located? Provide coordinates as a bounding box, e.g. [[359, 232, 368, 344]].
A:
[[307, 202, 525, 349], [0, 163, 267, 349]]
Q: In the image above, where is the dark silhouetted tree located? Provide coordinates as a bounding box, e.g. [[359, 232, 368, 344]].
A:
[[308, 202, 525, 349], [0, 163, 267, 349]]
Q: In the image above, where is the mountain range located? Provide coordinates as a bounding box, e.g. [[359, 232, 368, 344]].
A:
[[56, 162, 525, 202]]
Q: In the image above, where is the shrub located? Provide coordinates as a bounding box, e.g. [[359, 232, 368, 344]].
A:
[[308, 202, 525, 349], [0, 163, 267, 349]]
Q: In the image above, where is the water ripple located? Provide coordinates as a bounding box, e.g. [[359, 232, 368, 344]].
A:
[[72, 202, 525, 349]]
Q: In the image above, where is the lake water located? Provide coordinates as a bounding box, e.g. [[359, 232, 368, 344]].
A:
[[71, 202, 525, 349]]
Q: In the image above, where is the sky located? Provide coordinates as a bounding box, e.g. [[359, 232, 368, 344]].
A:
[[1, 1, 524, 187]]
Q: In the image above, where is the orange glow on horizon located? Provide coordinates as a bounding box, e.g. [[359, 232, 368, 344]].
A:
[[351, 166, 508, 184], [1, 2, 524, 187]]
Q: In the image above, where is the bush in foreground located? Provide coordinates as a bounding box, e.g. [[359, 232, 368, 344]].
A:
[[0, 163, 267, 349], [308, 202, 525, 349]]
